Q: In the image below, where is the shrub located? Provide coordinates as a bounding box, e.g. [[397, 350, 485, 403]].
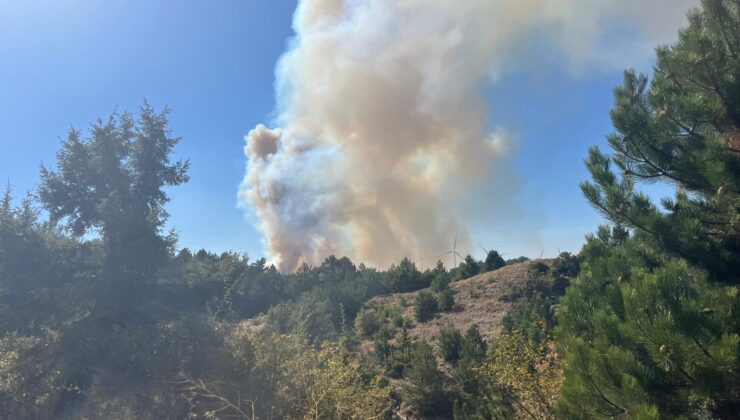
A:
[[438, 324, 462, 362], [414, 291, 438, 322], [430, 273, 451, 292], [436, 288, 455, 311], [551, 252, 580, 278], [505, 256, 530, 265], [354, 307, 381, 337], [460, 324, 487, 366], [527, 261, 549, 278], [460, 255, 481, 279], [372, 327, 393, 362], [484, 250, 506, 272]]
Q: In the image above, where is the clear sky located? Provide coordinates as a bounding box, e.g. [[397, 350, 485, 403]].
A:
[[1, 1, 687, 264]]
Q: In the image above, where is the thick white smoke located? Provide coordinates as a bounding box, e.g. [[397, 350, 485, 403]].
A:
[[240, 0, 698, 272]]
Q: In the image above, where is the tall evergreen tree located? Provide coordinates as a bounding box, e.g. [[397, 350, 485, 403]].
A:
[[559, 1, 740, 418], [580, 0, 739, 282], [39, 102, 189, 323]]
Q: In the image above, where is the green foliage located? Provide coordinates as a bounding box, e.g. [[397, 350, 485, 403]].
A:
[[502, 291, 556, 345], [551, 251, 580, 278], [414, 290, 439, 322], [482, 330, 562, 420], [484, 250, 506, 272], [579, 0, 740, 282], [459, 255, 482, 280], [354, 301, 404, 339], [384, 257, 428, 292], [185, 330, 394, 419], [39, 103, 189, 323], [450, 324, 510, 420], [527, 261, 550, 278], [560, 2, 740, 418], [505, 256, 530, 265], [431, 271, 451, 292], [9, 7, 740, 413], [372, 326, 394, 363], [453, 396, 513, 420], [437, 287, 456, 311], [460, 324, 487, 367], [404, 340, 451, 416], [387, 323, 414, 378], [558, 233, 740, 418], [439, 324, 463, 363], [354, 306, 381, 337]]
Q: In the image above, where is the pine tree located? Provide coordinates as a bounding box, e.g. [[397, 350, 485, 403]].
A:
[[414, 290, 439, 321], [579, 0, 740, 282], [461, 255, 481, 279], [39, 102, 189, 323], [484, 250, 506, 272], [404, 339, 451, 416], [558, 1, 740, 417], [460, 324, 487, 368], [439, 323, 463, 363]]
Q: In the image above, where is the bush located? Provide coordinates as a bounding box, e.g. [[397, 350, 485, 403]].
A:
[[505, 256, 530, 265], [372, 327, 393, 362], [484, 250, 506, 272], [460, 255, 481, 279], [354, 307, 381, 337], [460, 324, 487, 366], [436, 288, 455, 311], [438, 324, 462, 362], [430, 273, 451, 292], [551, 252, 580, 278], [414, 291, 438, 322], [404, 340, 451, 416], [527, 261, 549, 278]]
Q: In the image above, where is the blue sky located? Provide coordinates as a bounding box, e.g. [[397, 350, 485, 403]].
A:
[[0, 1, 682, 263]]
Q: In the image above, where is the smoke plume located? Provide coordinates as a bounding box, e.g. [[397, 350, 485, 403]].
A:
[[240, 0, 698, 272]]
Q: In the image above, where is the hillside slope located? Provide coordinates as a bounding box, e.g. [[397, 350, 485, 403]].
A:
[[366, 259, 564, 345]]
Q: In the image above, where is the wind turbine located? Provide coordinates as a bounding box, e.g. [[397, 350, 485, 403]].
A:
[[439, 232, 465, 267]]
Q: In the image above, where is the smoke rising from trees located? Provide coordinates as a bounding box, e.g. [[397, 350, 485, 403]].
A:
[[239, 0, 698, 272]]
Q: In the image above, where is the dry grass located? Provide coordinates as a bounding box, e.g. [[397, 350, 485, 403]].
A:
[[367, 260, 556, 345]]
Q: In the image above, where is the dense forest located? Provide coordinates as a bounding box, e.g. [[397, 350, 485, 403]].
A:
[[1, 1, 738, 418]]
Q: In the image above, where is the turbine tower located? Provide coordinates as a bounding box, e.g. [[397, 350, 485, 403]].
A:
[[439, 232, 464, 268]]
